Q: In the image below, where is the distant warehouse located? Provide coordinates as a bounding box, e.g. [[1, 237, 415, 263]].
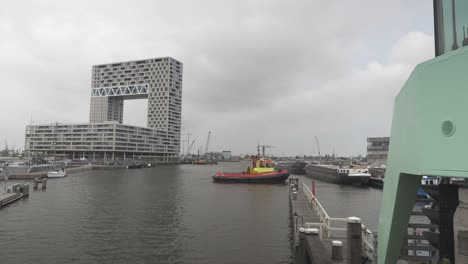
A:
[[25, 57, 183, 161]]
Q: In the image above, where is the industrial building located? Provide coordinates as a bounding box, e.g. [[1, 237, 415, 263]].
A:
[[366, 137, 389, 166], [25, 57, 183, 161]]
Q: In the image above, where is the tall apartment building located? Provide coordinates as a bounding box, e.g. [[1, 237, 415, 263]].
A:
[[367, 137, 390, 166], [25, 57, 183, 161]]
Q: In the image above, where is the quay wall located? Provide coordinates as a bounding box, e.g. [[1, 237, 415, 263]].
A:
[[1, 165, 93, 179], [1, 161, 181, 179]]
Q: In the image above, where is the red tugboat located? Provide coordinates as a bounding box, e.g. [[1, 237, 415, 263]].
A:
[[212, 146, 289, 183]]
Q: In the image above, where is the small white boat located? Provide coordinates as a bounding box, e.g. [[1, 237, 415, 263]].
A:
[[47, 169, 68, 178]]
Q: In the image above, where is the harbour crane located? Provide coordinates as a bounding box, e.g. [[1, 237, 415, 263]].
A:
[[204, 131, 211, 157], [187, 140, 196, 156], [314, 136, 321, 164], [259, 144, 275, 157]]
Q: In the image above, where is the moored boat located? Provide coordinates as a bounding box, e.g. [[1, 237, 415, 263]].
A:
[[368, 177, 384, 188], [47, 168, 67, 178], [193, 159, 218, 165], [305, 164, 370, 186], [277, 160, 307, 175], [213, 146, 289, 183]]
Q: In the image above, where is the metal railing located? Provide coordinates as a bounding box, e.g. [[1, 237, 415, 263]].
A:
[[302, 183, 347, 237], [301, 183, 377, 261]]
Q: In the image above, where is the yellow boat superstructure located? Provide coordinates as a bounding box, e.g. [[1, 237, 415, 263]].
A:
[[248, 157, 276, 174]]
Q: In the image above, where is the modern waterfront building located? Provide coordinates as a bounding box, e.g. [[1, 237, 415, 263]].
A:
[[25, 57, 183, 161], [366, 137, 389, 166]]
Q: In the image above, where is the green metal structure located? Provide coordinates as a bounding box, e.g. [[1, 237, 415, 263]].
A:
[[377, 45, 468, 263]]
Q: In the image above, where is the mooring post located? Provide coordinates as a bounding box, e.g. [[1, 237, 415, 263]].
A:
[[332, 240, 343, 261], [42, 178, 47, 189], [347, 216, 362, 264], [312, 180, 316, 196], [22, 184, 30, 196], [293, 177, 298, 189]]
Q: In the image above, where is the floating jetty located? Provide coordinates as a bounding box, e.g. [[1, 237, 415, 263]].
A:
[[0, 183, 30, 208], [289, 176, 377, 263], [289, 176, 444, 263], [0, 193, 23, 207]]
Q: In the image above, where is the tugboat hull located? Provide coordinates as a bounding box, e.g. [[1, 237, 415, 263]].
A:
[[212, 169, 290, 183]]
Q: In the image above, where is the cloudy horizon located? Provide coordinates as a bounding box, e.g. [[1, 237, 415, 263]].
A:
[[1, 0, 434, 157]]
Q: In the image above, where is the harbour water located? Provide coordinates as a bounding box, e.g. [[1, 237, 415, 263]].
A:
[[0, 162, 382, 264]]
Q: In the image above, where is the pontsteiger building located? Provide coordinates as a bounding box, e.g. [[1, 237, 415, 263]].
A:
[[25, 57, 183, 161]]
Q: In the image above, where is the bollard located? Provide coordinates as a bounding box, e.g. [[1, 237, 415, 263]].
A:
[[33, 178, 39, 189], [22, 184, 30, 196], [42, 179, 47, 189], [292, 177, 298, 188], [347, 216, 362, 264], [312, 180, 316, 197], [332, 240, 343, 261]]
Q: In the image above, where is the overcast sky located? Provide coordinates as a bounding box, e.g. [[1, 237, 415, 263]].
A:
[[0, 0, 435, 156]]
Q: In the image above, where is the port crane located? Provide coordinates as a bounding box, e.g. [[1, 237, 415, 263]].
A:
[[186, 140, 195, 156], [204, 131, 211, 157], [257, 144, 275, 157]]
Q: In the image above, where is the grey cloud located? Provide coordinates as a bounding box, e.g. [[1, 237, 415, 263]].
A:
[[0, 0, 433, 156]]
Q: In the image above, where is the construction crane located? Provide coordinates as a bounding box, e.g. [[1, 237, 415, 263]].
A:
[[314, 136, 321, 164], [204, 131, 211, 157], [258, 144, 275, 157], [187, 140, 196, 156]]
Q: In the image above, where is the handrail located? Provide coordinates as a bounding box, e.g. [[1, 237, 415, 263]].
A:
[[302, 183, 330, 220], [301, 183, 373, 241], [301, 182, 380, 262]]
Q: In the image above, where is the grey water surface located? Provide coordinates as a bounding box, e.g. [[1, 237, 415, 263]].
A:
[[0, 162, 382, 264]]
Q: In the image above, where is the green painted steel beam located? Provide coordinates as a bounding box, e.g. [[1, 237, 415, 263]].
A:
[[378, 46, 468, 263]]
